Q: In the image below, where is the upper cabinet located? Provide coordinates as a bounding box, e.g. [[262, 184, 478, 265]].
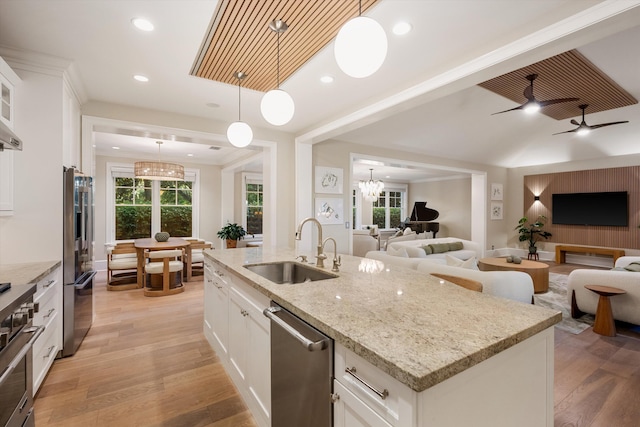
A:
[[0, 56, 20, 130], [62, 79, 81, 168]]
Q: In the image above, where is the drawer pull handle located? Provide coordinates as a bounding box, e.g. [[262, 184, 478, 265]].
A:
[[216, 285, 223, 290], [44, 279, 55, 288], [345, 367, 389, 400], [44, 346, 55, 359], [215, 270, 224, 277], [43, 308, 55, 319]]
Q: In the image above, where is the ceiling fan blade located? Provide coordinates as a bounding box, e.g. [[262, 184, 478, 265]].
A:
[[491, 104, 524, 115], [552, 128, 578, 136], [537, 97, 579, 108], [523, 85, 534, 101], [588, 121, 629, 130], [570, 119, 580, 126]]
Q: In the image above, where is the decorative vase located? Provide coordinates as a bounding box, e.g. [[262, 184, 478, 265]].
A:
[[155, 232, 170, 242], [529, 246, 537, 254], [226, 239, 238, 249]]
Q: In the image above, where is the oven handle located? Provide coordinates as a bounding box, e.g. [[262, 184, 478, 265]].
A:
[[0, 325, 45, 388]]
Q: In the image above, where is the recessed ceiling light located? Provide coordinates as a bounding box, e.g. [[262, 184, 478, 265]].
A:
[[187, 153, 194, 157], [133, 75, 149, 82], [132, 18, 154, 32], [112, 146, 120, 150], [206, 102, 220, 108], [392, 22, 412, 36], [385, 176, 391, 179], [320, 75, 334, 84]]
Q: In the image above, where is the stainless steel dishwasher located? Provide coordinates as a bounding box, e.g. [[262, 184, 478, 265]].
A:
[[264, 302, 334, 427]]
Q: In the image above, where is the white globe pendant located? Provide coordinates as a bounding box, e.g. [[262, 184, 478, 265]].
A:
[[334, 16, 387, 78], [261, 89, 295, 126], [227, 121, 253, 148]]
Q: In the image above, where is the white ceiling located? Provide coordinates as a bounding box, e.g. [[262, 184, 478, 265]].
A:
[[1, 0, 639, 181]]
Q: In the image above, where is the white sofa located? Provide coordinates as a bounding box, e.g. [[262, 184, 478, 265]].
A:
[[386, 236, 481, 261], [364, 250, 535, 304], [567, 256, 640, 325]]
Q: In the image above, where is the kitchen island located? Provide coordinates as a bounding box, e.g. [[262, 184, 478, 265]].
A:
[[203, 247, 561, 427]]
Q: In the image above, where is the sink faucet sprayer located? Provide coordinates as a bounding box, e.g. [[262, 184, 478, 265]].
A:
[[295, 217, 326, 268], [322, 237, 341, 272]]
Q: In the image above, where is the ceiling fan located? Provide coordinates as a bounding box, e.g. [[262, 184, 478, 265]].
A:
[[553, 104, 629, 136], [491, 73, 578, 115]]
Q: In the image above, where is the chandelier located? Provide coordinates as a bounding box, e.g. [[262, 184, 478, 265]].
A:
[[134, 141, 184, 181], [359, 168, 384, 202]]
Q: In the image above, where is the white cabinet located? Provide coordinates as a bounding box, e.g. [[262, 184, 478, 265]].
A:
[[334, 380, 393, 427], [203, 259, 271, 427], [203, 264, 229, 356], [32, 265, 63, 393], [0, 64, 16, 129], [62, 80, 81, 168], [0, 150, 14, 215]]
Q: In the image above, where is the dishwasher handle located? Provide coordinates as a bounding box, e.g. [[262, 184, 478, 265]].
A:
[[264, 306, 329, 352]]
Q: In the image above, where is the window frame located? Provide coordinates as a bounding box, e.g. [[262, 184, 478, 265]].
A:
[[106, 162, 200, 242], [242, 172, 263, 237], [370, 183, 407, 230]]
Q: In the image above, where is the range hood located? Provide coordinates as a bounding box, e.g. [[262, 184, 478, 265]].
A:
[[0, 120, 22, 151]]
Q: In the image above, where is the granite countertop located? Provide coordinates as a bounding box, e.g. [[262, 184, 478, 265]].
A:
[[204, 248, 561, 392], [0, 261, 61, 317]]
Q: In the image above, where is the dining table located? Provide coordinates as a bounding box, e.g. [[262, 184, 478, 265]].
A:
[[134, 237, 192, 288]]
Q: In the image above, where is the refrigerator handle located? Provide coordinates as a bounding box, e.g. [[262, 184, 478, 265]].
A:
[[263, 306, 329, 352], [74, 271, 96, 290]]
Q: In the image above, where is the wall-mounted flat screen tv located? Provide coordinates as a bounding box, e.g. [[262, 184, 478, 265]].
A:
[[552, 191, 628, 226]]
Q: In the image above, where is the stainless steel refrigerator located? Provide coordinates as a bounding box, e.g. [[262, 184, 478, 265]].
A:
[[62, 166, 96, 357]]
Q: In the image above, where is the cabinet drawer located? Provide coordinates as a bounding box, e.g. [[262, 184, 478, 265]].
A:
[[32, 311, 60, 392], [334, 380, 393, 427], [335, 343, 413, 426], [33, 283, 59, 328], [35, 270, 59, 297]]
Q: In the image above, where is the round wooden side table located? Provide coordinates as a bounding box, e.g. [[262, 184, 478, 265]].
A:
[[585, 285, 626, 337]]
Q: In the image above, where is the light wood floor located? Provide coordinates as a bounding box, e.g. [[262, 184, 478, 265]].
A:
[[34, 271, 256, 427], [34, 265, 640, 426]]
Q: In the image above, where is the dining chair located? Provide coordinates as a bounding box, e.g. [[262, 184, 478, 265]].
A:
[[144, 249, 185, 296], [185, 240, 213, 277], [107, 242, 138, 291]]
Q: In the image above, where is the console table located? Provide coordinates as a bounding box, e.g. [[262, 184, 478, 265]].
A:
[[555, 245, 625, 265]]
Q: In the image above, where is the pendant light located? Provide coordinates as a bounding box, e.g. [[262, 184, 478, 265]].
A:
[[359, 168, 384, 202], [227, 72, 253, 148], [134, 141, 185, 181], [260, 19, 295, 126], [334, 0, 387, 78]]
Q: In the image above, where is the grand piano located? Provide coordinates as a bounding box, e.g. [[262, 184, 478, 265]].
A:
[[404, 201, 440, 238]]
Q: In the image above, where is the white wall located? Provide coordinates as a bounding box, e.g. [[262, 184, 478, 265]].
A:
[[0, 66, 65, 264]]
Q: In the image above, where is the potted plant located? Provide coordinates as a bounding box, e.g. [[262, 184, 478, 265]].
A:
[[217, 222, 248, 248], [515, 215, 552, 254]]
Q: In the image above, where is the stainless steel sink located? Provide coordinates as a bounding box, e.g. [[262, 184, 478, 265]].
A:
[[244, 261, 338, 284]]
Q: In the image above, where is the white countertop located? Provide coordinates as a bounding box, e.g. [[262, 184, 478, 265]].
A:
[[204, 248, 560, 392]]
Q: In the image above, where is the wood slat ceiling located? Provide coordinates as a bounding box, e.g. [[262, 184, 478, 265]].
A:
[[191, 0, 381, 92], [479, 50, 637, 120]]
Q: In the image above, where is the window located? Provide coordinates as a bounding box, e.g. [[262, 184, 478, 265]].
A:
[[107, 164, 199, 242], [372, 189, 406, 229], [243, 174, 263, 236]]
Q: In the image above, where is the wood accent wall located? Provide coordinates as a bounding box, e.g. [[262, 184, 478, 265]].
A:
[[523, 167, 640, 249]]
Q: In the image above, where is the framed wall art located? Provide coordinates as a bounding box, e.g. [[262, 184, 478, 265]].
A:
[[315, 197, 344, 225], [491, 183, 503, 201], [315, 166, 343, 194], [491, 202, 503, 220]]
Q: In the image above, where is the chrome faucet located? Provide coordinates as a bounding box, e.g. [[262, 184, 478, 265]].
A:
[[295, 217, 325, 268], [322, 237, 341, 272]]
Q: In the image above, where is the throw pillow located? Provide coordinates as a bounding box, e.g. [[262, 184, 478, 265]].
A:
[[392, 230, 403, 238], [624, 261, 640, 272], [445, 254, 479, 270], [429, 243, 450, 254], [387, 246, 409, 258], [421, 245, 433, 255], [403, 227, 413, 236], [405, 246, 427, 258], [447, 241, 464, 251]]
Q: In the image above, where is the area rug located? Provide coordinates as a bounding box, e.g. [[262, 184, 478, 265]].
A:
[[533, 272, 594, 334]]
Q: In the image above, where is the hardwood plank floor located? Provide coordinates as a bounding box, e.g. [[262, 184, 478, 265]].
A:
[[34, 264, 640, 426], [34, 271, 256, 427]]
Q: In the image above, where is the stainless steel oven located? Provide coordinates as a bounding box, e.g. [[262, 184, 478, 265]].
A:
[[0, 289, 43, 427]]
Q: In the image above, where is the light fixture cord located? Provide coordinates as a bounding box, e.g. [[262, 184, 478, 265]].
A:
[[358, 0, 362, 16], [237, 76, 241, 121], [276, 30, 281, 88]]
